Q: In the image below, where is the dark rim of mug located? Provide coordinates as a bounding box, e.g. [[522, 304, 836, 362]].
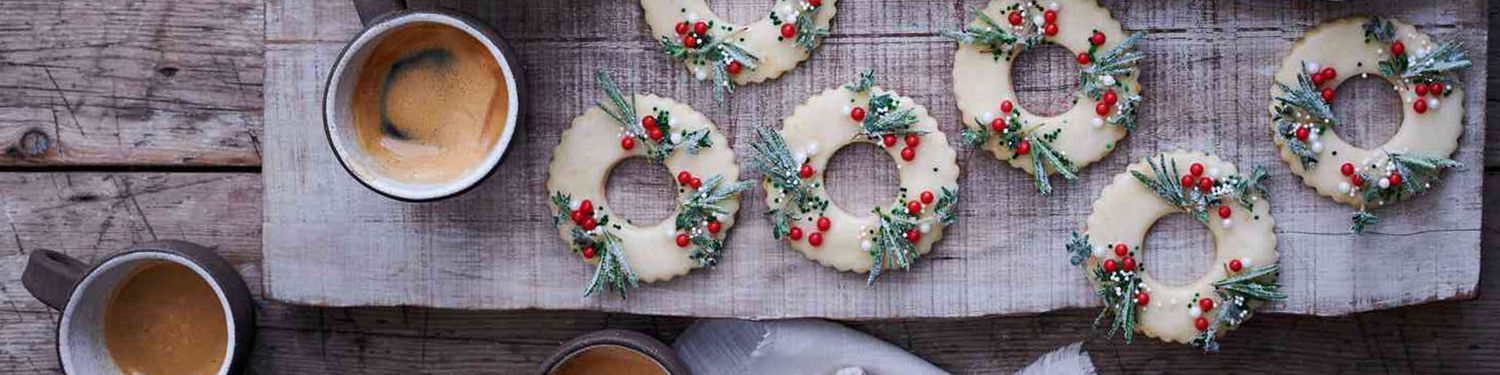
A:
[[52, 241, 256, 375], [322, 8, 526, 203]]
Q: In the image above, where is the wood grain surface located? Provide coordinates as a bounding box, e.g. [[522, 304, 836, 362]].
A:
[[264, 0, 1486, 318], [0, 0, 1497, 373]]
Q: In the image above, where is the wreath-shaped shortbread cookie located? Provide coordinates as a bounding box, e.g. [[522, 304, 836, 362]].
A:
[[1270, 16, 1471, 233], [1065, 151, 1284, 352], [642, 0, 837, 102], [948, 0, 1143, 195], [547, 72, 750, 297], [750, 72, 959, 283]]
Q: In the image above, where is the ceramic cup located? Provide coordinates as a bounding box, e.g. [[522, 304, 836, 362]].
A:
[[21, 240, 255, 375], [538, 329, 690, 375], [323, 0, 525, 201]]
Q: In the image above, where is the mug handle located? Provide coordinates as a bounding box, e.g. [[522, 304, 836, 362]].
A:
[[21, 249, 89, 311], [354, 0, 407, 27]]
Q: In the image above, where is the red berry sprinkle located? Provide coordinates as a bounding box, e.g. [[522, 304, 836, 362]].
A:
[[990, 118, 1007, 132], [1199, 298, 1215, 312], [676, 233, 691, 247], [1351, 174, 1365, 187], [789, 227, 804, 241], [905, 134, 921, 147], [1195, 317, 1210, 331], [1198, 177, 1215, 192], [907, 200, 923, 215], [582, 246, 597, 259], [648, 128, 664, 141], [582, 218, 598, 231], [1114, 243, 1128, 257], [675, 22, 689, 35], [694, 21, 708, 35], [1001, 100, 1015, 114], [642, 115, 658, 129], [1295, 126, 1310, 141], [1044, 10, 1058, 24], [689, 177, 703, 190], [570, 210, 585, 224], [808, 0, 822, 6], [901, 147, 916, 161], [1189, 162, 1204, 176], [906, 229, 922, 243], [621, 136, 635, 150], [707, 220, 722, 234], [1322, 87, 1336, 102], [1389, 173, 1403, 186], [1103, 259, 1119, 273], [1076, 53, 1091, 65], [1415, 83, 1429, 96], [808, 232, 824, 247], [780, 23, 796, 38], [1312, 73, 1326, 87], [1391, 40, 1405, 55], [1136, 292, 1150, 305], [882, 134, 898, 147], [1340, 162, 1355, 176], [1103, 90, 1118, 106], [1180, 174, 1195, 188], [1015, 140, 1031, 155], [920, 190, 935, 204], [1008, 11, 1023, 26], [1228, 259, 1243, 272], [1430, 82, 1445, 95], [678, 171, 693, 185], [1089, 31, 1106, 46], [1122, 257, 1137, 271], [1044, 23, 1058, 36], [682, 34, 698, 48], [727, 60, 743, 75], [799, 164, 815, 179], [816, 217, 831, 231], [1414, 99, 1428, 113], [579, 200, 593, 214], [1095, 102, 1111, 116], [1218, 206, 1232, 219], [1320, 67, 1336, 82], [850, 107, 867, 122]]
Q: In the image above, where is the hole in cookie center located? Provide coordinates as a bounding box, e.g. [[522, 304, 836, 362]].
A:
[[1329, 76, 1403, 149], [1011, 43, 1080, 117], [1139, 213, 1215, 286], [824, 142, 899, 218], [605, 157, 676, 226]]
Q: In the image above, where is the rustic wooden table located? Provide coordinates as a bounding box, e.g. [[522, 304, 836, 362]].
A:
[[1, 0, 1496, 374]]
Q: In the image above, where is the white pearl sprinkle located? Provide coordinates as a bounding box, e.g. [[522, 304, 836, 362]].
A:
[[794, 152, 807, 163], [1100, 75, 1116, 86], [670, 131, 683, 144], [1048, 2, 1060, 11], [981, 111, 996, 123], [860, 240, 873, 251], [568, 200, 582, 210], [686, 13, 699, 22], [807, 143, 819, 156], [1241, 257, 1253, 268], [1427, 97, 1440, 110], [1310, 141, 1323, 153], [842, 105, 852, 115], [1033, 15, 1046, 25], [919, 223, 932, 234], [1189, 305, 1203, 318], [1091, 117, 1104, 128], [1306, 62, 1321, 74], [1092, 246, 1107, 258], [1222, 218, 1234, 229], [1379, 177, 1391, 189], [693, 67, 708, 80], [1338, 182, 1351, 193]]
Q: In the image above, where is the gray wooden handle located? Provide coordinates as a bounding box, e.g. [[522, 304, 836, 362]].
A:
[[354, 0, 407, 27], [21, 249, 88, 311]]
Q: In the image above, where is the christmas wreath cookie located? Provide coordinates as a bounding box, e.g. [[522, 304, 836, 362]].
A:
[[948, 0, 1143, 195], [641, 0, 837, 102], [1270, 16, 1470, 233], [750, 72, 959, 283], [1065, 151, 1285, 351], [547, 72, 750, 297]]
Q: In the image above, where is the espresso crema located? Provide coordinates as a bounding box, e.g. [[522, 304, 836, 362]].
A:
[[104, 262, 228, 375]]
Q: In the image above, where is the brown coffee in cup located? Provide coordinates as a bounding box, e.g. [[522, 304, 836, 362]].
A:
[[103, 261, 228, 375], [349, 22, 509, 184]]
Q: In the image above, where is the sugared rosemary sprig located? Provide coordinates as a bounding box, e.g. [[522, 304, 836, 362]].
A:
[[596, 71, 713, 163], [943, 3, 1046, 61], [1065, 231, 1092, 266], [769, 1, 829, 52], [1272, 67, 1335, 168], [866, 188, 958, 284], [675, 175, 752, 266], [1079, 33, 1144, 98], [660, 28, 762, 103], [845, 71, 924, 140], [1350, 152, 1461, 234], [1191, 264, 1286, 352], [1092, 259, 1144, 344], [1028, 129, 1076, 195], [1362, 16, 1396, 43], [1381, 42, 1472, 87], [1131, 155, 1268, 225], [931, 187, 960, 226], [749, 127, 827, 239], [552, 192, 638, 298]]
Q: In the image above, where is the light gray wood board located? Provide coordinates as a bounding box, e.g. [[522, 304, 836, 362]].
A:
[[3, 172, 1500, 373], [263, 0, 1486, 318], [0, 0, 264, 167]]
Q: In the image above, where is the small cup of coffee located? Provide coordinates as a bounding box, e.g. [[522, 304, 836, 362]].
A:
[[540, 330, 689, 375], [21, 240, 255, 375], [324, 3, 524, 201]]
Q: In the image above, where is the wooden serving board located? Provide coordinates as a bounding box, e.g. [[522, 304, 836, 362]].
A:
[[263, 0, 1486, 318]]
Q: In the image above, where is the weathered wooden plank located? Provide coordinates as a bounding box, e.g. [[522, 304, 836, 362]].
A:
[[263, 0, 1486, 318], [0, 0, 264, 167], [2, 171, 1498, 373]]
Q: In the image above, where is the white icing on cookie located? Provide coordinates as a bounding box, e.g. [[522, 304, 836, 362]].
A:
[[641, 0, 837, 87]]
